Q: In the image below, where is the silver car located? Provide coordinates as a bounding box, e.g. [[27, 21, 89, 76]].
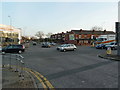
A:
[[57, 44, 77, 52], [105, 42, 117, 50]]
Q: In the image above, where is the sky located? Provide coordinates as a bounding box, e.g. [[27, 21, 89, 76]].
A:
[[1, 1, 118, 36]]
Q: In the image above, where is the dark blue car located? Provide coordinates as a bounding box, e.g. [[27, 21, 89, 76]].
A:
[[2, 44, 25, 54], [96, 44, 106, 49]]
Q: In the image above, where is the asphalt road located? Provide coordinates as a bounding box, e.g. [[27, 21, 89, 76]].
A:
[[22, 43, 118, 88]]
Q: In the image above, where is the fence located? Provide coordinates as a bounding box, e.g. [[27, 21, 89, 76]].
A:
[[2, 53, 25, 79]]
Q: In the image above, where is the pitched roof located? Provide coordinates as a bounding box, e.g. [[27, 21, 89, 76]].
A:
[[71, 30, 115, 35]]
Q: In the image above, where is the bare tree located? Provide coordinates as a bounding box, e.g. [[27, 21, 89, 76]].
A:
[[46, 32, 53, 38], [91, 26, 103, 31], [35, 31, 44, 39]]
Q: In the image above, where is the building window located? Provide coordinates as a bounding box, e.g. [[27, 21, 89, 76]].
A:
[[84, 35, 87, 38], [79, 35, 81, 39], [84, 40, 88, 43]]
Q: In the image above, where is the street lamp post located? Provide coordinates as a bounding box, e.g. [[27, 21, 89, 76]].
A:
[[116, 22, 120, 56], [8, 15, 12, 44], [8, 16, 12, 28]]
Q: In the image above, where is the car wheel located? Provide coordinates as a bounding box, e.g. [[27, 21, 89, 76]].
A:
[[112, 47, 115, 50], [63, 49, 66, 52], [105, 47, 107, 50], [18, 50, 22, 54], [73, 48, 76, 51], [2, 52, 5, 55]]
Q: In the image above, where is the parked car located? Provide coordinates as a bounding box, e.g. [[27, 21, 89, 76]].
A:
[[50, 42, 56, 46], [0, 46, 2, 51], [95, 44, 106, 49], [26, 41, 29, 43], [41, 42, 51, 48], [0, 46, 2, 53], [33, 42, 37, 45], [2, 44, 25, 54], [57, 44, 77, 52], [105, 42, 117, 50]]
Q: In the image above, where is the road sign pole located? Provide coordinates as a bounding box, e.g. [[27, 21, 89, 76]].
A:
[[116, 22, 120, 56]]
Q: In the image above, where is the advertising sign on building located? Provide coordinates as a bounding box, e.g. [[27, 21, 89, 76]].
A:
[[69, 34, 75, 40]]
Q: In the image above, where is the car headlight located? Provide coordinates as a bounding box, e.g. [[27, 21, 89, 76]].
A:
[[59, 47, 63, 50]]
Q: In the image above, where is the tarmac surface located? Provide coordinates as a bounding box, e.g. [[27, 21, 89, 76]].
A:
[[21, 44, 118, 88], [1, 43, 119, 89]]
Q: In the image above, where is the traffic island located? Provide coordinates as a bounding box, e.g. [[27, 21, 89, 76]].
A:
[[98, 54, 120, 61]]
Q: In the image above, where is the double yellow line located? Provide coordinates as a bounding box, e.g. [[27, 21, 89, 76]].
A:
[[25, 67, 55, 89], [2, 65, 55, 89]]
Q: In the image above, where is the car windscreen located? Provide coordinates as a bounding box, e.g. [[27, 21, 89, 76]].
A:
[[3, 45, 10, 49], [17, 45, 22, 48], [110, 43, 115, 45], [60, 44, 67, 47]]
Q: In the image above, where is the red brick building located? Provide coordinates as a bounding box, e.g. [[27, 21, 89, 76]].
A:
[[51, 29, 115, 45], [50, 32, 65, 43]]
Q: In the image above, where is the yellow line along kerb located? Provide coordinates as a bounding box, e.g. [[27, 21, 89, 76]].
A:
[[1, 65, 55, 89], [35, 71, 54, 89], [23, 67, 55, 89], [28, 70, 47, 88]]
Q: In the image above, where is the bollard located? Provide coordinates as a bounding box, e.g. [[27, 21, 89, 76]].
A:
[[21, 57, 25, 77], [19, 55, 24, 59], [18, 60, 24, 80], [21, 60, 24, 80], [15, 55, 19, 72], [19, 60, 22, 77], [18, 58, 21, 77], [106, 47, 112, 55], [19, 55, 24, 77], [4, 54, 25, 80], [92, 43, 95, 47], [18, 58, 20, 72], [9, 54, 12, 69], [2, 54, 5, 68]]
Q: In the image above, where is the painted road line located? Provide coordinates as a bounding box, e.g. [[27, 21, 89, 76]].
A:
[[2, 66, 48, 89], [35, 71, 55, 89], [1, 68, 12, 71], [24, 67, 55, 89], [28, 70, 47, 88], [1, 65, 55, 89], [23, 67, 48, 88]]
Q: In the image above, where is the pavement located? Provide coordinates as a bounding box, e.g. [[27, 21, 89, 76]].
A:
[[2, 66, 38, 89], [1, 52, 44, 89], [1, 47, 38, 89], [2, 65, 55, 89], [98, 50, 120, 61]]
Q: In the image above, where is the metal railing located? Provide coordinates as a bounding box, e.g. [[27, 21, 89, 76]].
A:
[[2, 53, 25, 80]]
